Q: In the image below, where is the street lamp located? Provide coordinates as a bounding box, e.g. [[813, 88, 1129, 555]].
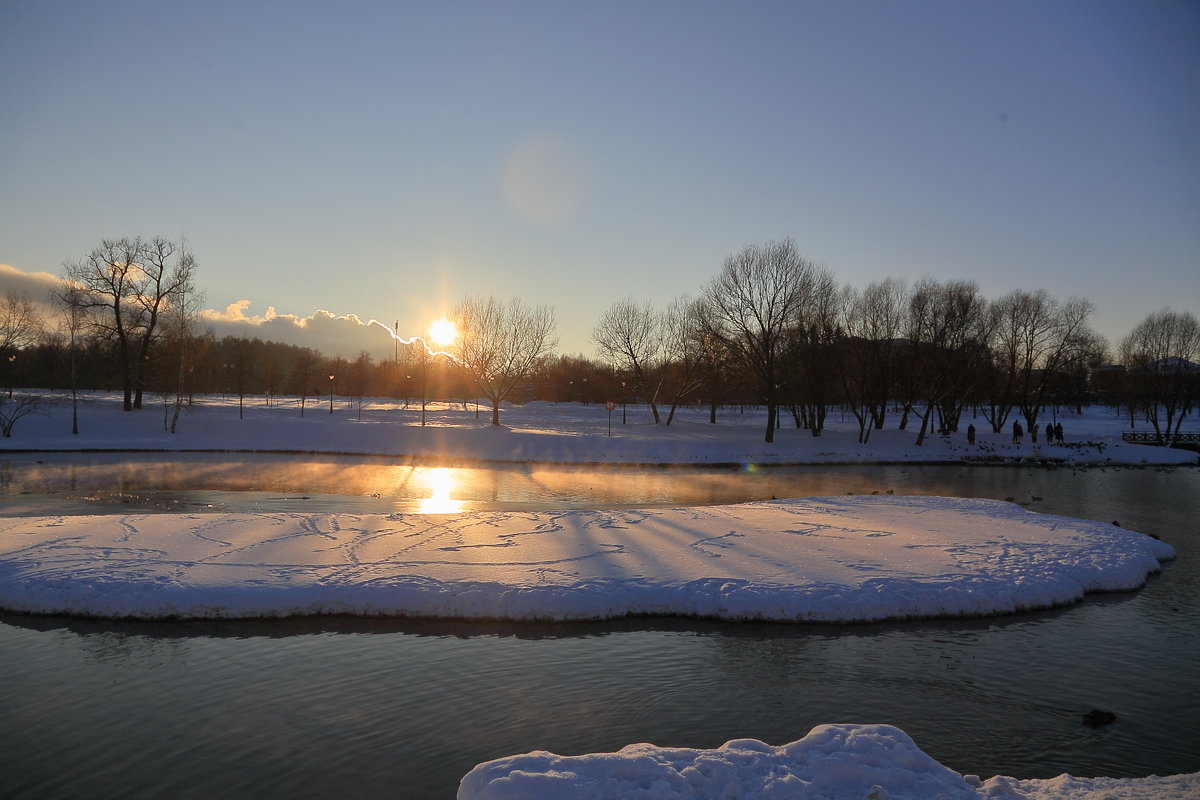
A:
[[329, 374, 335, 414], [6, 354, 15, 399], [621, 381, 627, 424]]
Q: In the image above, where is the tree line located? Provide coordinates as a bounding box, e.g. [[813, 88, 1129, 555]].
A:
[[2, 235, 1197, 445]]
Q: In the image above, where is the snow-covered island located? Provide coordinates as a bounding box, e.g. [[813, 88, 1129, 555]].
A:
[[2, 393, 1196, 799], [0, 496, 1174, 622]]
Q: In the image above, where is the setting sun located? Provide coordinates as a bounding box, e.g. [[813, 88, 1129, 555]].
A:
[[428, 318, 458, 347]]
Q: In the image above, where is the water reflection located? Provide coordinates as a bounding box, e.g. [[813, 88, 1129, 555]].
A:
[[416, 467, 464, 514], [4, 453, 1199, 521]]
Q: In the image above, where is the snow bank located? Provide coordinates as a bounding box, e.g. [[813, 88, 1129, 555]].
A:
[[4, 392, 1196, 467], [457, 724, 1200, 800], [0, 496, 1173, 621]]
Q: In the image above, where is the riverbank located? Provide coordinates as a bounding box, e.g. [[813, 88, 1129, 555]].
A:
[[4, 391, 1196, 467]]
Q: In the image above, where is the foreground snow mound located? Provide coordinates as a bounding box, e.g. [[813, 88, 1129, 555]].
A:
[[0, 496, 1174, 621], [459, 724, 976, 800], [457, 724, 1200, 800]]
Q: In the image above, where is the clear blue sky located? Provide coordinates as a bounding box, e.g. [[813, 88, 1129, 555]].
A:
[[2, 0, 1197, 357]]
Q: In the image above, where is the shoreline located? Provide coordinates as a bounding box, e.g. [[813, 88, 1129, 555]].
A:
[[13, 445, 1198, 470], [4, 392, 1196, 469]]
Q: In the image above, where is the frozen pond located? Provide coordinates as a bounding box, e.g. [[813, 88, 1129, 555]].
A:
[[1, 457, 1197, 798]]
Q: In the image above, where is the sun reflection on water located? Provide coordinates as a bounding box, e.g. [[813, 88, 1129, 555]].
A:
[[416, 467, 464, 514]]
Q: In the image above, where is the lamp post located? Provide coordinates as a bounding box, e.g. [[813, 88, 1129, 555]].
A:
[[621, 381, 627, 424], [7, 354, 15, 399], [328, 374, 335, 414]]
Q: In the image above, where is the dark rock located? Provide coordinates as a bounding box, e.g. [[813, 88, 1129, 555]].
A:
[[1082, 710, 1117, 727]]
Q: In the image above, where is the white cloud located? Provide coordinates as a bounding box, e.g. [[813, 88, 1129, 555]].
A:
[[0, 263, 63, 316], [201, 301, 399, 360], [2, 264, 398, 361]]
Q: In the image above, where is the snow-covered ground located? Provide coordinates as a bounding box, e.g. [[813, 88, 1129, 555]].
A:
[[3, 390, 1196, 467], [458, 724, 1200, 800], [3, 392, 1196, 799]]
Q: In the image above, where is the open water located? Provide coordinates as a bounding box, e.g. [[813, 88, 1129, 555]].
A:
[[1, 456, 1197, 798]]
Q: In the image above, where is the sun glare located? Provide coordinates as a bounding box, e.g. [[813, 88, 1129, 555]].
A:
[[429, 318, 458, 347], [417, 467, 464, 514]]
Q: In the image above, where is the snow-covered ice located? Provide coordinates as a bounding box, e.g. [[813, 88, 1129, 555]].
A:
[[0, 496, 1174, 621], [458, 724, 1200, 800]]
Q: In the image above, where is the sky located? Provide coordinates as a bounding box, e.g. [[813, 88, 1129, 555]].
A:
[[2, 0, 1197, 359]]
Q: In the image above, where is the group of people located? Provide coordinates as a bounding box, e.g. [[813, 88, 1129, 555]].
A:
[[1007, 420, 1065, 445], [964, 421, 1066, 445]]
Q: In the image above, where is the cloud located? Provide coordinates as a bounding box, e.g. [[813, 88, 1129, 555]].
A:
[[202, 301, 399, 360], [2, 264, 398, 361], [0, 263, 64, 316]]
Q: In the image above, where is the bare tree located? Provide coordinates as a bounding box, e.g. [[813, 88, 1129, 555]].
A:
[[592, 297, 667, 423], [782, 266, 840, 436], [988, 289, 1096, 433], [659, 296, 709, 426], [62, 236, 197, 410], [702, 238, 819, 443], [2, 291, 42, 398], [905, 279, 991, 446], [1, 291, 41, 352], [689, 297, 737, 424], [291, 348, 322, 417], [227, 337, 256, 419], [1119, 309, 1200, 446], [350, 351, 373, 419], [0, 393, 44, 438], [452, 296, 557, 426], [838, 278, 908, 444], [51, 285, 95, 434], [1057, 327, 1108, 416], [160, 250, 205, 434]]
